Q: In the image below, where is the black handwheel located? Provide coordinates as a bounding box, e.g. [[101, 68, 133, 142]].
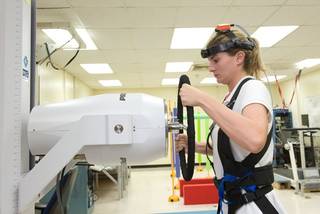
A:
[[177, 74, 195, 181]]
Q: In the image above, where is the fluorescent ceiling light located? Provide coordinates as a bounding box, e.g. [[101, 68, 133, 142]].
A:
[[200, 77, 217, 84], [261, 75, 286, 82], [42, 29, 79, 49], [165, 62, 193, 73], [251, 26, 299, 47], [99, 80, 122, 87], [161, 78, 179, 86], [75, 28, 97, 50], [296, 58, 320, 69], [170, 28, 214, 49], [80, 64, 113, 74]]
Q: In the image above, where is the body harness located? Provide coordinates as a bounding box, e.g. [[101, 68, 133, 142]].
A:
[[201, 24, 279, 214]]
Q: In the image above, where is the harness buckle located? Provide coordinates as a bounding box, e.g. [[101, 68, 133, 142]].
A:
[[241, 191, 256, 204], [243, 194, 250, 203]]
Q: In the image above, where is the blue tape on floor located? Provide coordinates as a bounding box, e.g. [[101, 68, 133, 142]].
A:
[[156, 210, 216, 214]]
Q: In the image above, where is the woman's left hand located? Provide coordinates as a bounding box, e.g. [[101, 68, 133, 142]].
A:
[[179, 84, 205, 106]]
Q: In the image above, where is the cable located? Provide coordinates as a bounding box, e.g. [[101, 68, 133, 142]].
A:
[[37, 33, 82, 73], [44, 42, 59, 70], [274, 69, 302, 108], [288, 69, 302, 106], [234, 24, 251, 37], [37, 37, 74, 65], [275, 74, 286, 108], [41, 44, 81, 77], [63, 48, 80, 69], [205, 124, 214, 170]]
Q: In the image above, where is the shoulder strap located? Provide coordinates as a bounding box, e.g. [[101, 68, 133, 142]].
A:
[[226, 77, 253, 109]]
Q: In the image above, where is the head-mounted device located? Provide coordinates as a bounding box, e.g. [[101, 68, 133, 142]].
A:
[[201, 24, 255, 58]]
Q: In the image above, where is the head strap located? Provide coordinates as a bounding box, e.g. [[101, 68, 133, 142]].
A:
[[201, 24, 255, 59]]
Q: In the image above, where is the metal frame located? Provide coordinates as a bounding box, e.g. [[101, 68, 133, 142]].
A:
[[284, 128, 320, 197], [91, 158, 130, 200]]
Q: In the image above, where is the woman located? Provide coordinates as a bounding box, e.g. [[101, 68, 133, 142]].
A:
[[175, 25, 286, 214]]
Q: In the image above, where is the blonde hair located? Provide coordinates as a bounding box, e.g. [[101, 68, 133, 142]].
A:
[[206, 30, 265, 79]]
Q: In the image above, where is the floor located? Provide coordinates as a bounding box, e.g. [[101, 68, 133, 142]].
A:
[[92, 167, 320, 214]]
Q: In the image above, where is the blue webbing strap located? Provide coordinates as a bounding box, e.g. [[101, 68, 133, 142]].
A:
[[218, 172, 256, 214]]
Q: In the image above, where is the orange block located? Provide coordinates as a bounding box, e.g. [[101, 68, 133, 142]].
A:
[[183, 183, 219, 205]]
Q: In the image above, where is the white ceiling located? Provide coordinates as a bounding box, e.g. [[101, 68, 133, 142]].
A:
[[36, 0, 320, 89]]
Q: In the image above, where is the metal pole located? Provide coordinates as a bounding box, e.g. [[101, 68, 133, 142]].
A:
[[299, 131, 306, 169], [288, 142, 299, 194], [29, 0, 37, 170]]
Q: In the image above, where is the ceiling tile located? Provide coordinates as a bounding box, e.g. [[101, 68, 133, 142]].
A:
[[111, 63, 165, 74], [91, 29, 134, 50], [74, 8, 130, 28], [128, 8, 176, 28], [232, 0, 286, 6], [286, 0, 320, 5], [37, 0, 70, 8], [221, 6, 280, 26], [264, 6, 320, 25], [69, 0, 125, 7], [132, 29, 172, 49], [175, 7, 228, 27], [275, 26, 320, 47], [124, 0, 232, 7], [37, 8, 71, 23]]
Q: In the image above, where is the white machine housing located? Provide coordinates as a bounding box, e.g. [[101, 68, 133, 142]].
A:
[[28, 93, 168, 165], [19, 93, 169, 213]]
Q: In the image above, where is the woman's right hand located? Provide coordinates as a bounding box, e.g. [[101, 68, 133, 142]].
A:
[[175, 134, 188, 153]]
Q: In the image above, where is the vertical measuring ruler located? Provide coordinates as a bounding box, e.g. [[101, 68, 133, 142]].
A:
[[0, 0, 30, 213]]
